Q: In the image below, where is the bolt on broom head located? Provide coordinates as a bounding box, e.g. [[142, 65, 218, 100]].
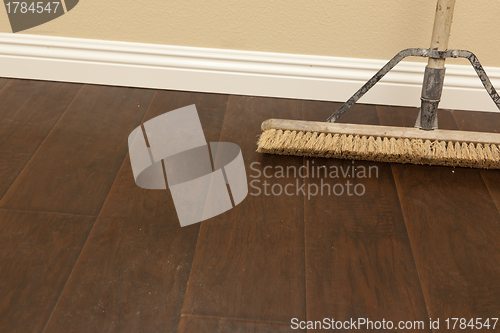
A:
[[257, 119, 500, 169]]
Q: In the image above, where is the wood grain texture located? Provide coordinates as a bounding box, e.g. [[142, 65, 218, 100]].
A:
[[0, 78, 10, 90], [304, 102, 431, 332], [0, 79, 82, 201], [451, 110, 500, 134], [0, 209, 94, 333], [452, 110, 500, 214], [0, 84, 155, 216], [182, 96, 306, 323], [43, 91, 229, 333], [376, 106, 458, 131], [378, 105, 500, 323], [178, 315, 303, 333]]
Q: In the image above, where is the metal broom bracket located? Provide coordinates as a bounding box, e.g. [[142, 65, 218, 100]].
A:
[[326, 48, 500, 128]]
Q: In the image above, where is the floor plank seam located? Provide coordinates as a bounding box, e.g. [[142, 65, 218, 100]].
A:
[[302, 164, 308, 326], [39, 88, 158, 333], [0, 84, 84, 204], [389, 163, 434, 329], [374, 106, 434, 329], [300, 102, 308, 326], [480, 174, 500, 217], [450, 111, 500, 217], [39, 216, 97, 333], [97, 89, 158, 213], [178, 94, 231, 324], [180, 313, 291, 326], [0, 207, 97, 219], [0, 78, 12, 93]]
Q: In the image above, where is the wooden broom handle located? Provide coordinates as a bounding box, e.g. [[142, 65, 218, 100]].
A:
[[428, 0, 456, 69]]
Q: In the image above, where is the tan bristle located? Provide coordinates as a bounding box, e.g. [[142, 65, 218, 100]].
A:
[[257, 129, 500, 169]]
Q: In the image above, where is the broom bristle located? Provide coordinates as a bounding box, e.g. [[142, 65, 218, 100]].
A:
[[257, 129, 500, 169]]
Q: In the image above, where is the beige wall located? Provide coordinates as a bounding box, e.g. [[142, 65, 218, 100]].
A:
[[1, 0, 499, 66]]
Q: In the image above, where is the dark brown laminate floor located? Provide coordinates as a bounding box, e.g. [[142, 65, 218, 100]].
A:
[[0, 79, 82, 200], [43, 91, 229, 333], [0, 78, 11, 90], [0, 84, 155, 216], [182, 96, 306, 326], [178, 316, 302, 333], [452, 110, 500, 214], [378, 106, 500, 329], [1, 78, 499, 333], [303, 103, 430, 332], [0, 209, 95, 333]]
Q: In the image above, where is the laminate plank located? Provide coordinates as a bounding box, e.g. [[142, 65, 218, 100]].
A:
[[178, 315, 304, 333], [451, 110, 500, 213], [0, 79, 82, 200], [0, 209, 95, 333], [376, 107, 458, 130], [0, 84, 155, 216], [43, 91, 229, 333], [303, 102, 430, 332], [182, 96, 306, 323], [377, 105, 500, 323], [0, 78, 10, 90], [451, 110, 500, 134]]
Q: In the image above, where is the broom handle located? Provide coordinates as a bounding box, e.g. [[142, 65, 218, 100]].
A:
[[428, 0, 456, 68], [415, 0, 456, 130]]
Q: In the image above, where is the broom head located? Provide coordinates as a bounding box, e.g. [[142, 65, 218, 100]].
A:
[[257, 119, 500, 169]]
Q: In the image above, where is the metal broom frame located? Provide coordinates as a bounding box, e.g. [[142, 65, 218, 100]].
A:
[[326, 0, 500, 130]]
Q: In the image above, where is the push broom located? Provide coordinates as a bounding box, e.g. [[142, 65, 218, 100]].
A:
[[257, 0, 500, 169]]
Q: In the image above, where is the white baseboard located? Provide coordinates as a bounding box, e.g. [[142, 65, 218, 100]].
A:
[[1, 33, 499, 112]]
